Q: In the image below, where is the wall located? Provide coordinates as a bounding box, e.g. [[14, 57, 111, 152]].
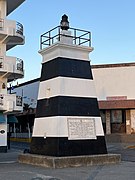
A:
[[12, 80, 39, 109], [12, 64, 135, 108], [92, 65, 135, 100]]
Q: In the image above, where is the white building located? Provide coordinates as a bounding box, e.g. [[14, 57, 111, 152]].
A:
[[0, 0, 25, 152]]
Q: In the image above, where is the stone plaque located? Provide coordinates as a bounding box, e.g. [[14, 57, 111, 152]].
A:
[[67, 118, 97, 140]]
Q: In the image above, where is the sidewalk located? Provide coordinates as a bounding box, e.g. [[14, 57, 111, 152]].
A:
[[0, 142, 135, 180], [0, 149, 21, 163]]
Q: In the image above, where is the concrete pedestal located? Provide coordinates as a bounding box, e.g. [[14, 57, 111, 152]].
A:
[[18, 153, 121, 169]]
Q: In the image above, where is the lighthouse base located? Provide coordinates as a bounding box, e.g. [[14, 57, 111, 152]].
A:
[[18, 153, 121, 169], [0, 146, 7, 153], [30, 137, 107, 156]]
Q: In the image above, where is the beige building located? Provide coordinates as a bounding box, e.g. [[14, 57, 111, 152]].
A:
[[92, 62, 135, 134]]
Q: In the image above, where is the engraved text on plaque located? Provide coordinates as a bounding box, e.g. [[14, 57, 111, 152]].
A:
[[67, 118, 97, 140]]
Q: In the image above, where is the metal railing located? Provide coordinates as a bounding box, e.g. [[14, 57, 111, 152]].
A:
[[0, 56, 3, 68], [0, 18, 4, 29], [0, 56, 24, 72], [16, 96, 22, 106], [16, 58, 23, 72], [40, 26, 91, 49], [16, 22, 23, 35], [0, 94, 23, 112], [0, 95, 4, 106]]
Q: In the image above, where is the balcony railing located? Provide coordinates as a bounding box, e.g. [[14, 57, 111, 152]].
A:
[[0, 19, 24, 43], [0, 19, 23, 35], [0, 95, 4, 106], [16, 58, 23, 72], [0, 56, 24, 73], [0, 56, 3, 68], [16, 96, 22, 106], [0, 18, 4, 29], [16, 22, 23, 35], [0, 94, 23, 112], [40, 26, 91, 49]]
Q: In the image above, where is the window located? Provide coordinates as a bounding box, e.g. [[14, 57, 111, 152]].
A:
[[111, 110, 122, 123], [100, 110, 106, 123]]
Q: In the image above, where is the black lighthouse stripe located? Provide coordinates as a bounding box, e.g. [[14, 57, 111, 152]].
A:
[[36, 96, 100, 118], [30, 136, 107, 156], [40, 57, 93, 81]]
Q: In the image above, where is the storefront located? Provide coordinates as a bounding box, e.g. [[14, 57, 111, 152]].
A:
[[100, 109, 126, 134]]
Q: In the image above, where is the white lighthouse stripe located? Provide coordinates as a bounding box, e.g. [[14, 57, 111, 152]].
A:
[[38, 77, 97, 100], [32, 116, 104, 137], [39, 41, 93, 63]]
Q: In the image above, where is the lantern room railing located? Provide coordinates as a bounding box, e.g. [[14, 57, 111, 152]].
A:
[[40, 26, 91, 49]]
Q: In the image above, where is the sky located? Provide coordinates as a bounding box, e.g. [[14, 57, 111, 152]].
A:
[[7, 0, 135, 84]]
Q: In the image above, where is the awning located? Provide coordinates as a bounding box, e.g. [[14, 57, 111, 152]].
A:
[[0, 113, 6, 123], [7, 115, 18, 123], [98, 99, 135, 109]]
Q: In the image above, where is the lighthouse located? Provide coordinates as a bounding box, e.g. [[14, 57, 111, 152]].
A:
[[30, 15, 107, 156]]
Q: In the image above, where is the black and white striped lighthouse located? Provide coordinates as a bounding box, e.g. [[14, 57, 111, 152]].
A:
[[30, 15, 107, 156]]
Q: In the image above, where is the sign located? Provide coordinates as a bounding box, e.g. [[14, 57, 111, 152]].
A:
[[67, 118, 97, 140], [0, 130, 5, 134], [106, 96, 127, 101]]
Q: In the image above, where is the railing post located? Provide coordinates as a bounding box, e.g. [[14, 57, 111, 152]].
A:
[[40, 35, 42, 50], [49, 31, 51, 46], [74, 29, 76, 45], [79, 37, 80, 45], [58, 26, 60, 41], [89, 32, 91, 47]]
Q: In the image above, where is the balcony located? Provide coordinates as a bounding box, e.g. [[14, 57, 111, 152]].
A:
[[0, 94, 23, 113], [7, 0, 25, 15], [0, 56, 24, 81], [0, 18, 25, 50]]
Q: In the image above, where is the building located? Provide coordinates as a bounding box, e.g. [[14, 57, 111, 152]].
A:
[[92, 63, 135, 135], [10, 78, 39, 136], [11, 62, 135, 137], [0, 0, 25, 152]]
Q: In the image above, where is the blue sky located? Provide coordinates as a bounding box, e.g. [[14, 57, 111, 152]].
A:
[[7, 0, 135, 83]]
